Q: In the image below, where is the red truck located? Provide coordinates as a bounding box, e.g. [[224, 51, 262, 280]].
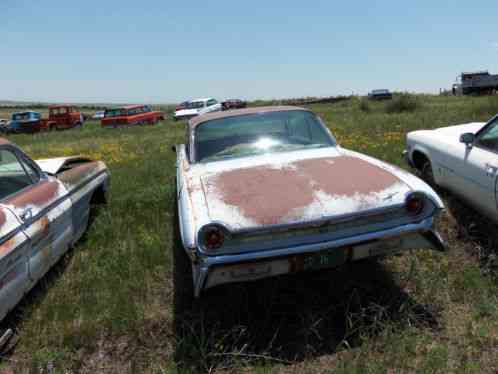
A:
[[41, 105, 84, 131], [101, 105, 165, 128]]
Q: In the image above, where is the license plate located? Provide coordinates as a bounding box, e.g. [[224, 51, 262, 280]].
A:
[[302, 249, 347, 271]]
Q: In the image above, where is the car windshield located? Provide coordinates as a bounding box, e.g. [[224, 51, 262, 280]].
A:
[[194, 110, 335, 162], [186, 101, 205, 109]]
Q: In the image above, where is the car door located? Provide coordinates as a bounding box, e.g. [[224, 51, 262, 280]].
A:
[[1, 147, 73, 286], [0, 149, 33, 320], [448, 119, 498, 220], [0, 204, 30, 321]]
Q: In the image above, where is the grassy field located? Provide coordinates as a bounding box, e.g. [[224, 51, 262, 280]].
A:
[[0, 95, 497, 373]]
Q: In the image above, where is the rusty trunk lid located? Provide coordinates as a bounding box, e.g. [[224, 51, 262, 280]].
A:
[[198, 150, 412, 229]]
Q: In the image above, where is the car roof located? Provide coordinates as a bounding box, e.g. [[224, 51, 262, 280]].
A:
[[190, 98, 213, 103], [105, 105, 145, 110], [12, 111, 39, 115], [189, 105, 310, 129]]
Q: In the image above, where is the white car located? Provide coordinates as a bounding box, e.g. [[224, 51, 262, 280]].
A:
[[404, 114, 498, 222], [174, 98, 222, 121], [92, 111, 105, 120], [173, 106, 445, 302]]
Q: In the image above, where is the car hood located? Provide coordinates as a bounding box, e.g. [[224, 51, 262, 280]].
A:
[[432, 122, 486, 139], [195, 148, 414, 229]]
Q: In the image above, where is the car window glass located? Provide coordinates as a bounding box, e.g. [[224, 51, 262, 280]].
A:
[[19, 156, 40, 184], [195, 110, 335, 162], [0, 149, 35, 200], [287, 112, 311, 142], [477, 120, 498, 152]]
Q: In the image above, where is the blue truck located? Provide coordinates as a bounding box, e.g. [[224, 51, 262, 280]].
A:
[[6, 111, 42, 134]]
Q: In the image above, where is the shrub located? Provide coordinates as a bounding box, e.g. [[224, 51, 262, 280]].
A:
[[359, 99, 371, 113], [468, 96, 498, 118], [385, 94, 420, 114]]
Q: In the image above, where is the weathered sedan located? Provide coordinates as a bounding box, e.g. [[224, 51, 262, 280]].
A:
[[404, 114, 498, 222], [174, 106, 445, 303], [0, 138, 110, 322]]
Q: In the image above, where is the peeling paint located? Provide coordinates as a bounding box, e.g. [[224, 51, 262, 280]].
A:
[[4, 181, 59, 209], [205, 156, 408, 225]]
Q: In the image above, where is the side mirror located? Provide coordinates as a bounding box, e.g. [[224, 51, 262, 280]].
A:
[[460, 132, 475, 146]]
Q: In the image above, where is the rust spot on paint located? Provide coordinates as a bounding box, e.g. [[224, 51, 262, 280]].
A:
[[36, 216, 50, 235], [0, 235, 18, 257], [0, 210, 6, 229], [212, 156, 402, 225], [293, 156, 399, 196], [4, 180, 59, 208], [213, 166, 315, 225]]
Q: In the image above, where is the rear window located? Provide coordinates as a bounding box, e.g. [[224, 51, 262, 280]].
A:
[[13, 113, 31, 121], [50, 107, 68, 115], [194, 110, 335, 162]]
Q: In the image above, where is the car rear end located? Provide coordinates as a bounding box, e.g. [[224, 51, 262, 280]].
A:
[[190, 191, 444, 295]]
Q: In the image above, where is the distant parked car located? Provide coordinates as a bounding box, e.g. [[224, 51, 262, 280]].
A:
[[41, 105, 85, 131], [404, 114, 498, 223], [221, 99, 247, 111], [92, 111, 105, 120], [101, 105, 164, 128], [174, 98, 222, 121], [368, 89, 393, 100], [172, 106, 445, 305], [0, 137, 110, 322], [7, 111, 43, 134], [175, 101, 189, 112]]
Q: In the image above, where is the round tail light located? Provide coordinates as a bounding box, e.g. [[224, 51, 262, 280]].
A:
[[405, 194, 425, 215], [203, 226, 225, 251]]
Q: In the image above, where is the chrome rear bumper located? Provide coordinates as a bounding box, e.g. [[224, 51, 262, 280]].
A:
[[192, 217, 445, 297]]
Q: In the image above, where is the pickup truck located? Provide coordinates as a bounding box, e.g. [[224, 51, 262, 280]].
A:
[[404, 114, 498, 222], [7, 111, 43, 134]]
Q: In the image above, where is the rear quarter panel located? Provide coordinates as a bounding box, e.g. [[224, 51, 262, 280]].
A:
[[57, 161, 109, 243]]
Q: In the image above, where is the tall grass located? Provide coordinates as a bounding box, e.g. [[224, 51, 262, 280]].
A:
[[1, 95, 497, 372]]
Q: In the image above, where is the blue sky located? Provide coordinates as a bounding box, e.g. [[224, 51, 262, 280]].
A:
[[1, 0, 498, 103]]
